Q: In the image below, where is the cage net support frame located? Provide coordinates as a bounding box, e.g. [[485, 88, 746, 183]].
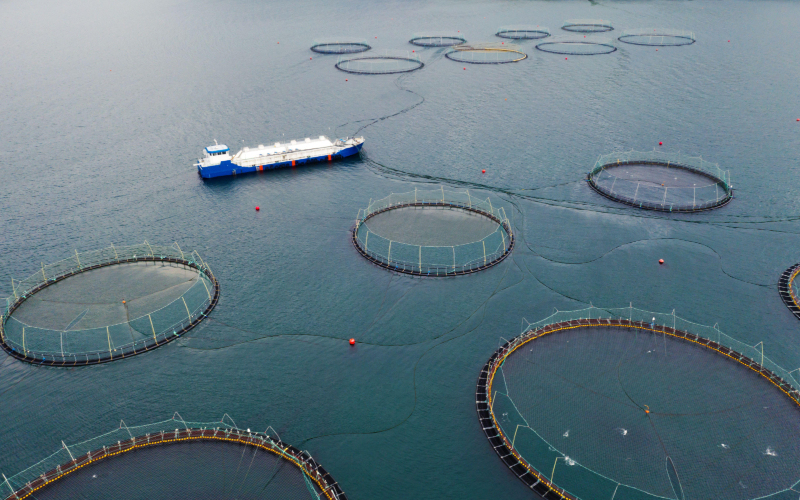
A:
[[476, 306, 800, 500], [586, 149, 733, 212], [445, 43, 527, 64], [335, 50, 424, 75], [561, 19, 614, 33], [352, 187, 514, 277], [0, 415, 347, 500], [778, 263, 800, 321], [535, 37, 617, 55], [408, 32, 467, 47], [310, 38, 371, 54], [0, 242, 220, 367], [495, 26, 550, 40], [618, 28, 696, 46]]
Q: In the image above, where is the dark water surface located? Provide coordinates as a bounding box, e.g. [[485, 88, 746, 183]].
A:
[[2, 0, 800, 498]]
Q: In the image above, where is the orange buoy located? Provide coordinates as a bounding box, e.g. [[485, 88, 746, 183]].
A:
[[122, 300, 126, 304], [659, 259, 664, 265], [349, 338, 355, 345], [255, 206, 260, 211]]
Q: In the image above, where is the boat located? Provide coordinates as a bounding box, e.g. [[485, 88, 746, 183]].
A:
[[195, 136, 364, 179]]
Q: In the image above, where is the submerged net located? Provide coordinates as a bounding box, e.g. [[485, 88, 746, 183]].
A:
[[445, 43, 527, 64], [561, 19, 614, 33], [478, 306, 800, 500], [335, 50, 423, 74], [0, 242, 219, 366], [536, 36, 617, 55], [587, 150, 733, 212], [0, 414, 346, 500], [352, 187, 514, 276], [778, 263, 800, 321], [496, 25, 550, 40], [409, 32, 466, 47], [310, 38, 371, 54], [618, 29, 696, 46]]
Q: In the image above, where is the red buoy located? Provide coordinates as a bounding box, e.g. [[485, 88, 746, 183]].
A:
[[255, 206, 260, 211], [797, 118, 799, 121], [345, 79, 348, 81], [464, 67, 466, 70], [565, 57, 568, 60], [659, 142, 663, 146], [659, 259, 664, 265], [482, 169, 486, 173], [349, 338, 355, 345], [310, 57, 312, 60]]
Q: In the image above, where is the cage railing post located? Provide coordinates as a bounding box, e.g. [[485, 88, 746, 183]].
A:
[[387, 241, 392, 264], [74, 250, 81, 268]]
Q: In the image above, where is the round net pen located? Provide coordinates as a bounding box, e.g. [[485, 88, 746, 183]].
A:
[[335, 50, 423, 75], [618, 28, 696, 46], [477, 306, 800, 500], [0, 242, 220, 366], [310, 38, 371, 54], [409, 32, 466, 47], [778, 263, 800, 321], [535, 36, 617, 55], [445, 43, 527, 64], [587, 150, 733, 212], [352, 187, 514, 276], [561, 19, 613, 33], [495, 25, 550, 40], [0, 414, 347, 500]]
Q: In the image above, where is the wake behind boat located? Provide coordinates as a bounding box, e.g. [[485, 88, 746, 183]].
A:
[[196, 136, 364, 179]]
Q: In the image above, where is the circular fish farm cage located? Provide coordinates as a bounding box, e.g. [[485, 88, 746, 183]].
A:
[[445, 43, 527, 64], [587, 150, 733, 212], [477, 306, 800, 500], [0, 415, 347, 500], [0, 242, 219, 366], [535, 36, 617, 55], [335, 50, 423, 74], [409, 32, 466, 47], [561, 19, 613, 33], [495, 25, 550, 40], [778, 263, 800, 321], [352, 187, 514, 276], [310, 38, 371, 54], [618, 28, 696, 46]]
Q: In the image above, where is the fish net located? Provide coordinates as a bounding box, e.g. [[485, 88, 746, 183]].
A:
[[561, 19, 614, 33], [445, 43, 527, 64], [477, 306, 800, 500], [536, 37, 617, 55], [352, 187, 514, 276], [409, 32, 466, 47], [0, 242, 219, 366], [335, 50, 423, 74], [587, 150, 733, 212], [495, 26, 551, 40], [618, 29, 696, 47], [0, 414, 346, 500], [310, 38, 371, 54], [778, 263, 800, 321]]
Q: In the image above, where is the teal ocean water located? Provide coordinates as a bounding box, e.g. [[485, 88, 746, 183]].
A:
[[1, 0, 800, 498]]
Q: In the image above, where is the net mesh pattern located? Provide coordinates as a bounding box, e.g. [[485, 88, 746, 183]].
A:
[[1, 243, 219, 366], [778, 264, 800, 321], [445, 43, 527, 64], [335, 50, 423, 74], [310, 38, 371, 54], [0, 415, 346, 500], [353, 187, 514, 276], [409, 32, 467, 47], [618, 29, 696, 46], [477, 307, 800, 500], [536, 37, 617, 55], [562, 19, 614, 33], [496, 26, 550, 40], [587, 150, 733, 212]]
